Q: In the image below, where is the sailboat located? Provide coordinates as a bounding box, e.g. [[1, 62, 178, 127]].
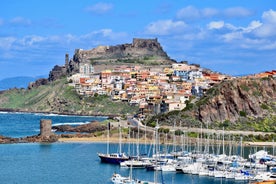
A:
[[112, 159, 162, 184], [98, 122, 129, 164], [111, 168, 163, 183], [111, 173, 161, 184]]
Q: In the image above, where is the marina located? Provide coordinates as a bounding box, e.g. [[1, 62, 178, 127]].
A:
[[1, 112, 276, 183]]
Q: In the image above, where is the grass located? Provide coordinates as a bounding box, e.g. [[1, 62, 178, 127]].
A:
[[0, 78, 139, 116]]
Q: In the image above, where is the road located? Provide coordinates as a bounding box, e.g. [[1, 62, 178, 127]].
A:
[[127, 117, 274, 136]]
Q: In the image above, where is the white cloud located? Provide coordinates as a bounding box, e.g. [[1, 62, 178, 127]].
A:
[[202, 8, 218, 17], [10, 17, 32, 26], [18, 35, 45, 46], [208, 21, 224, 29], [176, 6, 252, 20], [222, 32, 243, 42], [0, 29, 128, 54], [145, 20, 186, 35], [243, 20, 262, 33], [224, 7, 252, 18], [80, 29, 128, 41], [86, 2, 113, 14], [263, 9, 276, 22], [207, 21, 239, 32], [0, 37, 16, 49], [254, 9, 276, 37], [176, 6, 201, 19]]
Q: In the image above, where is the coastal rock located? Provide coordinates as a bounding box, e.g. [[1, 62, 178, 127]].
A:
[[0, 134, 59, 144], [52, 121, 106, 133], [194, 78, 276, 123]]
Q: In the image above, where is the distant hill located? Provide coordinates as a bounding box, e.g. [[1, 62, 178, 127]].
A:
[[0, 76, 47, 91]]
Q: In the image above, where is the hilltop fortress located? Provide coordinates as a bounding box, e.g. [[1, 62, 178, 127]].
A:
[[66, 38, 174, 75], [48, 38, 174, 81]]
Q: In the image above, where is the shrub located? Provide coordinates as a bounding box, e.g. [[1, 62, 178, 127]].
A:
[[261, 103, 269, 110], [239, 111, 247, 117], [175, 129, 183, 135]]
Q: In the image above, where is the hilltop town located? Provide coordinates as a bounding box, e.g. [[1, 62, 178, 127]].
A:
[[1, 38, 275, 128], [67, 61, 228, 119], [47, 38, 275, 122]]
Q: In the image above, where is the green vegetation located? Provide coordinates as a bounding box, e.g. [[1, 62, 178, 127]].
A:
[[210, 115, 276, 132], [261, 103, 269, 110], [188, 132, 198, 138], [0, 78, 139, 116], [240, 84, 250, 91], [148, 121, 156, 127], [175, 129, 183, 135], [158, 127, 170, 134], [239, 111, 247, 117]]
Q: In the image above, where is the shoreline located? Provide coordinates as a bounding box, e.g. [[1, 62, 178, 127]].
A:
[[0, 108, 117, 118], [57, 136, 276, 147], [1, 110, 275, 147]]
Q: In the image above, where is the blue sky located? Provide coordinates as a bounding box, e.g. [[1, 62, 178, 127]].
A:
[[1, 0, 276, 80]]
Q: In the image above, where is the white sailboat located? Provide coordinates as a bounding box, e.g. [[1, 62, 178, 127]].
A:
[[112, 160, 162, 184]]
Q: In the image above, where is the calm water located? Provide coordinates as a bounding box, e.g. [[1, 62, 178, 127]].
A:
[[0, 111, 107, 137], [0, 142, 250, 184], [0, 112, 272, 184]]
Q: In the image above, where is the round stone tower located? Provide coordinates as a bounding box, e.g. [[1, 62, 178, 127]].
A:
[[40, 119, 53, 137]]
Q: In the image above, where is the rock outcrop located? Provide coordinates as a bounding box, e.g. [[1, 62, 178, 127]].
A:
[[28, 64, 66, 89], [193, 77, 276, 123], [52, 121, 106, 133], [28, 78, 48, 89], [48, 65, 67, 81], [0, 134, 58, 144]]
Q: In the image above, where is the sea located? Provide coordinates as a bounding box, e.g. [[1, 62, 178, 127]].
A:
[[0, 112, 272, 184]]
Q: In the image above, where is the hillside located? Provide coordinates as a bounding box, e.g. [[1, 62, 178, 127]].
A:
[[149, 77, 276, 132], [0, 78, 139, 116]]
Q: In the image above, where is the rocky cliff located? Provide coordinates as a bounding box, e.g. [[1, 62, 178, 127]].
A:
[[193, 77, 276, 124], [152, 77, 276, 130]]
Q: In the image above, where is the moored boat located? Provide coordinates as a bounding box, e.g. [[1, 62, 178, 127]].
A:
[[98, 152, 129, 164], [98, 122, 129, 164]]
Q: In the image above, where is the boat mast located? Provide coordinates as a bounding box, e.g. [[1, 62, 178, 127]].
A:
[[273, 139, 275, 156], [107, 122, 110, 154], [173, 120, 176, 153], [144, 121, 147, 155], [128, 126, 131, 156], [119, 121, 122, 155], [136, 120, 140, 158], [154, 120, 159, 184], [222, 127, 225, 155]]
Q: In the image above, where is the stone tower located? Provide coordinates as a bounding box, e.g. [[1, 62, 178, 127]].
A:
[[40, 119, 52, 137], [65, 53, 69, 71]]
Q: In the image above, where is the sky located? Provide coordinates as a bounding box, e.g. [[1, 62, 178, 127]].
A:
[[1, 0, 276, 80]]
